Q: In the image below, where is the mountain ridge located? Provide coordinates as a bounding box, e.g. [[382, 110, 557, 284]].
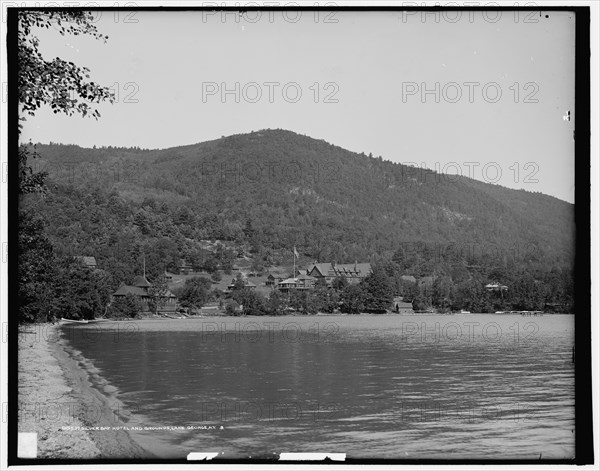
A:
[[35, 128, 573, 203], [24, 129, 573, 279]]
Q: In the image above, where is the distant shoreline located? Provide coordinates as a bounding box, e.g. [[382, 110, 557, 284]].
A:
[[57, 313, 575, 336], [97, 310, 572, 322]]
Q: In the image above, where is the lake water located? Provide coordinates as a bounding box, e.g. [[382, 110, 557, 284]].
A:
[[62, 314, 575, 460]]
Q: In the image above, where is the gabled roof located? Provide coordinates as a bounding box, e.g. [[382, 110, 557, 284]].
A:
[[395, 301, 414, 308], [354, 263, 372, 275], [132, 275, 151, 287], [279, 278, 297, 285], [74, 256, 97, 267], [308, 262, 372, 278], [113, 285, 149, 297], [307, 263, 332, 277], [297, 274, 315, 281], [335, 263, 372, 275]]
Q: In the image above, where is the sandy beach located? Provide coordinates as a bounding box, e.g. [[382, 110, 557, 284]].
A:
[[18, 324, 152, 459]]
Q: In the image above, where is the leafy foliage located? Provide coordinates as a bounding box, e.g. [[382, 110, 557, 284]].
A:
[[18, 209, 57, 322], [17, 11, 115, 196], [338, 284, 366, 314], [19, 210, 113, 322], [361, 266, 394, 312], [16, 11, 118, 323], [146, 276, 171, 315], [18, 11, 114, 121], [174, 276, 213, 310], [107, 292, 142, 319], [229, 273, 266, 316]]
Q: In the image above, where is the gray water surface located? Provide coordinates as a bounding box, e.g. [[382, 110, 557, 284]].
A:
[[63, 314, 575, 460]]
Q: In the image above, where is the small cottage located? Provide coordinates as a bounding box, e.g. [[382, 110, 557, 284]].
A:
[[74, 256, 97, 270], [224, 277, 257, 293], [112, 275, 178, 312], [393, 296, 414, 314]]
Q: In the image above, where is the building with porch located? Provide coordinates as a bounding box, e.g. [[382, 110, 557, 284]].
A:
[[485, 282, 508, 292], [224, 277, 257, 293], [112, 275, 178, 312], [276, 274, 316, 293]]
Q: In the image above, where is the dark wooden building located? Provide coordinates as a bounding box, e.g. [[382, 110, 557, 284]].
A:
[[112, 275, 178, 312], [306, 262, 372, 285]]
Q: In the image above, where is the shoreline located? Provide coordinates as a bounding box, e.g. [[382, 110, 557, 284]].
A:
[[91, 310, 572, 322], [18, 324, 154, 459]]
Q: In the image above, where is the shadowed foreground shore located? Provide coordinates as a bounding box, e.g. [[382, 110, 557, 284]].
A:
[[18, 324, 152, 459]]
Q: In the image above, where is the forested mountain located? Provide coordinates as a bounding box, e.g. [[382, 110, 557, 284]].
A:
[[20, 129, 576, 316]]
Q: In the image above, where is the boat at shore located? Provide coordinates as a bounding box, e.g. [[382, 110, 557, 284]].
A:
[[520, 310, 544, 316], [60, 318, 110, 325]]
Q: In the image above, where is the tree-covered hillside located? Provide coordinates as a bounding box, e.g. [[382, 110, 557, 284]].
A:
[[20, 129, 575, 316]]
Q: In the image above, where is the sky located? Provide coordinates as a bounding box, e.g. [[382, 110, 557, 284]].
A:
[[20, 9, 576, 203]]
